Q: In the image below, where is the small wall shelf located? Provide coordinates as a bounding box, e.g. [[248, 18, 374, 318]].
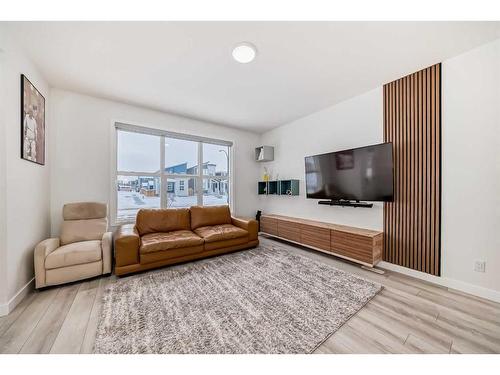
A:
[[279, 180, 299, 196], [258, 181, 267, 195], [255, 146, 274, 162], [268, 181, 279, 195], [258, 180, 299, 196]]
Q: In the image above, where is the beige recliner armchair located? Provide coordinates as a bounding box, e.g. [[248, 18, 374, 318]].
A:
[[34, 202, 112, 288]]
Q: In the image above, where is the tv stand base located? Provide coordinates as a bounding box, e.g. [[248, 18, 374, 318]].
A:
[[361, 265, 385, 275], [318, 199, 373, 208]]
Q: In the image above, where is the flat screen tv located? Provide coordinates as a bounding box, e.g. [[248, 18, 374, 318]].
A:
[[305, 142, 393, 202]]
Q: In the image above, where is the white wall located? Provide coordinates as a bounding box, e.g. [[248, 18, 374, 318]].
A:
[[441, 39, 500, 293], [49, 89, 260, 234], [2, 25, 499, 312], [257, 39, 500, 299], [0, 30, 8, 307], [257, 88, 384, 230], [0, 26, 51, 311]]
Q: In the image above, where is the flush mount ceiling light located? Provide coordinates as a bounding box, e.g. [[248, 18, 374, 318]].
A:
[[232, 42, 257, 63]]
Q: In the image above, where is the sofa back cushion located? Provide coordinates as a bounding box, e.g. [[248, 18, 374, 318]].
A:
[[190, 205, 232, 230], [135, 208, 191, 236], [60, 202, 108, 245]]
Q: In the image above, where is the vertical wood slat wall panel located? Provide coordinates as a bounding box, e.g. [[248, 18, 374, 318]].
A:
[[383, 64, 441, 276]]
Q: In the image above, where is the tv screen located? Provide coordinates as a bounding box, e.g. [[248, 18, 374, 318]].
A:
[[305, 143, 393, 202]]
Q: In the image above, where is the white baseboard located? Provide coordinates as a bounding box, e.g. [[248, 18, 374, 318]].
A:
[[378, 261, 500, 303], [0, 277, 35, 317]]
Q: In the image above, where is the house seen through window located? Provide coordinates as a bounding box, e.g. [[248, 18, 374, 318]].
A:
[[116, 126, 230, 223]]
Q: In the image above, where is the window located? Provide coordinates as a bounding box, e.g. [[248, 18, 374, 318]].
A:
[[202, 143, 229, 206], [115, 123, 232, 223]]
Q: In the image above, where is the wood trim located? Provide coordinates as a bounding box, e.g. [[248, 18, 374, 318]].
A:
[[383, 64, 441, 276]]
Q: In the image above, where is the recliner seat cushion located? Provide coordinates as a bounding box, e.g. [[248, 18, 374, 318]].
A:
[[45, 240, 102, 269], [140, 230, 204, 254], [190, 205, 232, 230], [136, 208, 191, 236], [194, 224, 248, 243]]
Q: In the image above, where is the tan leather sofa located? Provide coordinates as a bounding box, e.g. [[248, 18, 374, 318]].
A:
[[34, 202, 112, 288], [114, 205, 259, 276]]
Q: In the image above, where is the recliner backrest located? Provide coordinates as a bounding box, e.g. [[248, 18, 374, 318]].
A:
[[60, 202, 108, 245]]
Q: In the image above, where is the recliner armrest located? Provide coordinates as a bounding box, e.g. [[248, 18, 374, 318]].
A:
[[231, 217, 258, 241], [34, 238, 60, 288], [114, 224, 140, 267], [101, 231, 113, 274]]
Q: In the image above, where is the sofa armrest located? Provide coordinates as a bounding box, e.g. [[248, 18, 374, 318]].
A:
[[34, 238, 60, 288], [232, 217, 259, 241], [114, 224, 140, 267], [101, 232, 113, 274]]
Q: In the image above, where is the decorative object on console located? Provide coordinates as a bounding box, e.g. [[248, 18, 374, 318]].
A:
[[255, 210, 262, 231], [20, 74, 45, 165], [34, 202, 112, 288]]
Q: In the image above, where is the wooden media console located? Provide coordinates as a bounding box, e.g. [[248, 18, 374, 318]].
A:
[[260, 214, 383, 267]]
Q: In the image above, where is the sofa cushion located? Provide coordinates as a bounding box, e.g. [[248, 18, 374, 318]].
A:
[[140, 245, 204, 264], [204, 236, 249, 251], [140, 230, 204, 254], [190, 205, 232, 230], [194, 224, 248, 243], [136, 208, 191, 236], [45, 240, 102, 269]]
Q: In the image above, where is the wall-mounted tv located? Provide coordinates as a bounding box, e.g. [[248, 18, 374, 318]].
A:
[[305, 142, 394, 203]]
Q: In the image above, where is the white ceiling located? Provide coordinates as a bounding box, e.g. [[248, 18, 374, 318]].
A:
[[5, 22, 500, 133]]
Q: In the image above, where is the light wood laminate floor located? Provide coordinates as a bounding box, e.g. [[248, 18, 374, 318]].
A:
[[1, 235, 499, 354]]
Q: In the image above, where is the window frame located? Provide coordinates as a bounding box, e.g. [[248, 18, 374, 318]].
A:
[[111, 121, 233, 226]]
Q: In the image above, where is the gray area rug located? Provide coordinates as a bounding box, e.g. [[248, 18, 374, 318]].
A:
[[95, 245, 381, 353]]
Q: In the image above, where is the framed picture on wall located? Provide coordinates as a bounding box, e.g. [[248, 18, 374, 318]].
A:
[[20, 74, 45, 165]]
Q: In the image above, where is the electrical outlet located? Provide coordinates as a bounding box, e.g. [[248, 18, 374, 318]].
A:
[[474, 260, 486, 273]]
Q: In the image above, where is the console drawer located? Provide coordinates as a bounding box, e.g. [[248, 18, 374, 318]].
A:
[[301, 224, 330, 251], [331, 230, 375, 264], [277, 219, 301, 242], [260, 216, 278, 236]]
